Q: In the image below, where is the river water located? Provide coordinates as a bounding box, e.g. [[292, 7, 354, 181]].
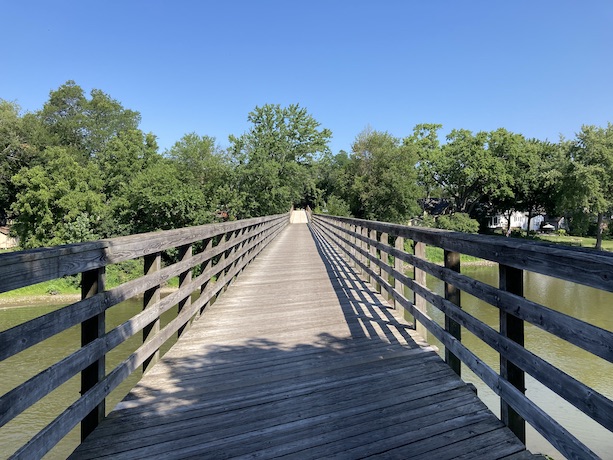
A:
[[423, 265, 613, 459], [0, 299, 178, 459], [1, 267, 612, 459]]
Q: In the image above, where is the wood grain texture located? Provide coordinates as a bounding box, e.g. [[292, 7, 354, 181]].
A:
[[70, 222, 531, 460], [312, 215, 604, 460]]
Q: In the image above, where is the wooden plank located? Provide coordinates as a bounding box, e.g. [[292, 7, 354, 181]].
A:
[[69, 223, 531, 460], [80, 267, 106, 441], [313, 214, 613, 293], [500, 263, 526, 443], [0, 214, 288, 293]]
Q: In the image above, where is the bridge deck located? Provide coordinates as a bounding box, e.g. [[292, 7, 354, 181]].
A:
[[70, 222, 532, 459]]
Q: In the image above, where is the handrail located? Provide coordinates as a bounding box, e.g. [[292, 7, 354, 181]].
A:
[[0, 213, 289, 459], [311, 213, 613, 460]]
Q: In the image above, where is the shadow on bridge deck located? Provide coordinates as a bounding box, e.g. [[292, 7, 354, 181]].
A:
[[69, 223, 533, 459]]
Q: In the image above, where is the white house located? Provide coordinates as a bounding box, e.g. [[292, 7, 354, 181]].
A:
[[488, 211, 545, 232], [0, 226, 18, 249]]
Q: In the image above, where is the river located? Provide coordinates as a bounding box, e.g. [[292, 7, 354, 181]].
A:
[[423, 265, 613, 459], [0, 298, 178, 459], [1, 267, 612, 459]]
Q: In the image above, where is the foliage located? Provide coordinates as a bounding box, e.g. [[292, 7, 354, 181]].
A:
[[340, 129, 421, 223], [229, 103, 331, 217], [321, 194, 352, 216], [3, 80, 613, 254], [10, 146, 106, 248], [435, 213, 479, 233], [561, 124, 613, 249]]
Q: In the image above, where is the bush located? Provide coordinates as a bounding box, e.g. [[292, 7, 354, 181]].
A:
[[435, 213, 479, 233], [323, 195, 352, 217]]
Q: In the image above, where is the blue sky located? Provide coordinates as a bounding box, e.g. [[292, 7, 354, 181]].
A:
[[2, 1, 612, 154]]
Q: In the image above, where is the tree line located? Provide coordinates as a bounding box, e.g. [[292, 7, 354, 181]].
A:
[[1, 81, 612, 250]]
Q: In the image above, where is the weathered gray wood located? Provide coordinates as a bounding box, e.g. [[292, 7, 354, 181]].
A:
[[314, 214, 613, 293], [68, 222, 530, 460], [0, 214, 288, 293], [444, 250, 461, 377], [312, 215, 603, 459], [394, 235, 404, 310], [142, 252, 161, 373], [80, 267, 106, 441], [1, 214, 288, 458], [177, 244, 192, 338], [500, 264, 526, 444]]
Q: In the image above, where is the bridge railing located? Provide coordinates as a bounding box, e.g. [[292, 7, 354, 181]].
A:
[[0, 213, 289, 459], [311, 213, 613, 460]]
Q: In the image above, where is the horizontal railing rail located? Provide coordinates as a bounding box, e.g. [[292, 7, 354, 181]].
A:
[[310, 213, 613, 460], [0, 213, 289, 459]]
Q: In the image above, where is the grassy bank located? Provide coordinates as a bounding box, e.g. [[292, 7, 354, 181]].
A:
[[0, 260, 179, 305], [534, 234, 613, 251]]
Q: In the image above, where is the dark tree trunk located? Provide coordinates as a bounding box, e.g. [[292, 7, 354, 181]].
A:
[[596, 212, 604, 251]]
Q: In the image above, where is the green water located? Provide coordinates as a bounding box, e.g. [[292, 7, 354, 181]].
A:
[[0, 298, 178, 459], [422, 265, 613, 459]]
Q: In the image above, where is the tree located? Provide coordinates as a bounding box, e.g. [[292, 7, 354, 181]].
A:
[[118, 159, 212, 234], [0, 101, 39, 223], [229, 104, 331, 217], [166, 133, 246, 220], [10, 147, 105, 248], [38, 80, 141, 158], [344, 129, 421, 223], [564, 124, 613, 250]]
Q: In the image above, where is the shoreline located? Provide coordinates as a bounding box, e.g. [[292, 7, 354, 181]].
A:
[[0, 287, 178, 309]]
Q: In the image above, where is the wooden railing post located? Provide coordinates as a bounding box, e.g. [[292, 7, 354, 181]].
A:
[[393, 235, 404, 310], [370, 229, 380, 292], [143, 252, 161, 373], [380, 232, 389, 300], [81, 267, 106, 441], [444, 250, 461, 377], [499, 264, 526, 443], [413, 241, 427, 338], [177, 244, 192, 338], [362, 226, 369, 282]]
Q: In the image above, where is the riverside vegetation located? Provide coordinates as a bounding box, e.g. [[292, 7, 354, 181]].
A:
[[1, 81, 612, 276]]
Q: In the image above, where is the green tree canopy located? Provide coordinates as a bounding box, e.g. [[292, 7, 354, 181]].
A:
[[229, 104, 331, 217], [10, 147, 105, 248], [563, 124, 613, 249], [343, 129, 421, 223]]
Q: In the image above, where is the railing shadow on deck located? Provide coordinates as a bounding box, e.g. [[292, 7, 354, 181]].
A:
[[309, 212, 613, 460], [0, 213, 290, 459], [307, 221, 419, 348]]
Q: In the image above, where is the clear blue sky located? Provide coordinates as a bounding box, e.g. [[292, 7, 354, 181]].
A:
[[2, 1, 612, 154]]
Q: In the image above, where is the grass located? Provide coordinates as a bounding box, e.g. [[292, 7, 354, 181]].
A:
[[0, 259, 180, 302], [533, 234, 613, 251], [424, 246, 486, 265]]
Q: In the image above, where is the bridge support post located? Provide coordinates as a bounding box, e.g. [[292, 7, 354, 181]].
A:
[[178, 244, 192, 338], [444, 250, 461, 377], [393, 236, 404, 310], [413, 241, 427, 338], [370, 229, 380, 292], [362, 227, 369, 282], [81, 267, 106, 441], [499, 264, 526, 444], [380, 232, 389, 300], [143, 252, 161, 373]]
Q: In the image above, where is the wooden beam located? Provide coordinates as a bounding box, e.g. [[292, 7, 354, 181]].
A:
[[80, 267, 106, 441], [499, 264, 526, 443]]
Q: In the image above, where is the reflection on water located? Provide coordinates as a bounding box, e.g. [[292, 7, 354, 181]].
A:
[[0, 298, 178, 459], [423, 265, 613, 459]]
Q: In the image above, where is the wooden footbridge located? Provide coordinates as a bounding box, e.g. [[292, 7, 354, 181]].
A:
[[1, 210, 612, 459]]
